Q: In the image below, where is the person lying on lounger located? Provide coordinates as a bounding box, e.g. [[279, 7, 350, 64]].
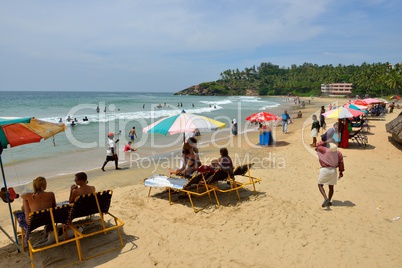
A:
[[169, 148, 199, 177]]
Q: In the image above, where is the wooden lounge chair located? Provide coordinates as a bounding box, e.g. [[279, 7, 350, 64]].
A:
[[233, 163, 261, 193], [145, 172, 219, 213], [14, 204, 83, 268], [69, 190, 125, 260]]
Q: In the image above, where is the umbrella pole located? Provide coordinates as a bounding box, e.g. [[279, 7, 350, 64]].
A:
[[0, 155, 20, 252]]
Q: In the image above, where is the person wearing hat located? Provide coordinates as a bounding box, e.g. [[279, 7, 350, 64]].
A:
[[316, 141, 345, 207], [101, 132, 120, 171]]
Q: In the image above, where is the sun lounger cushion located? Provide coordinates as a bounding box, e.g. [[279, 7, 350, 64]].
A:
[[144, 175, 188, 190]]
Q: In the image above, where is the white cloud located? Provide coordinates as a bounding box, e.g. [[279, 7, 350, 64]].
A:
[[0, 0, 400, 91]]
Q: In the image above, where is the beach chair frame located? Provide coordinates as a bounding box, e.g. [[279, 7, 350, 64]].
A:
[[207, 169, 244, 203], [145, 172, 220, 213], [233, 163, 262, 193], [170, 172, 220, 213], [70, 190, 125, 260], [14, 204, 84, 268]]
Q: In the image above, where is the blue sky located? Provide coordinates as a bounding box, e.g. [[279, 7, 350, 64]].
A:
[[0, 0, 400, 92]]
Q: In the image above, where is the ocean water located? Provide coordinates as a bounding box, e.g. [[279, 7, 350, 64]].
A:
[[0, 91, 285, 187]]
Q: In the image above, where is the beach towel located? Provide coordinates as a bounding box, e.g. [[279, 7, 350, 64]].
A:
[[144, 175, 188, 190]]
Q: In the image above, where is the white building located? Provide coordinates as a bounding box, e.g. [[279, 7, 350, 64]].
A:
[[321, 83, 352, 96]]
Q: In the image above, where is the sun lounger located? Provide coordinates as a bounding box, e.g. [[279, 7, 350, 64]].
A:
[[207, 169, 244, 202], [14, 204, 83, 268], [145, 172, 219, 213], [70, 190, 125, 260], [233, 163, 262, 193]]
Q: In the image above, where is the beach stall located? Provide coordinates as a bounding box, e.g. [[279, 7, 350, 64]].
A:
[[245, 112, 279, 146]]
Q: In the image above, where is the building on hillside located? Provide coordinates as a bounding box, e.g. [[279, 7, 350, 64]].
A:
[[321, 83, 353, 96]]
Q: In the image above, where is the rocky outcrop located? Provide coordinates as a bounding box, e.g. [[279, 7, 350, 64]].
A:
[[175, 84, 258, 96], [386, 112, 402, 143]]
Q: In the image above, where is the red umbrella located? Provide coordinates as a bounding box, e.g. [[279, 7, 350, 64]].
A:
[[352, 100, 369, 106], [245, 112, 280, 122], [363, 98, 383, 104]]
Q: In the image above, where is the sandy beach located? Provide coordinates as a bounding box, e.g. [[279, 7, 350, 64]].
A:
[[1, 97, 401, 268]]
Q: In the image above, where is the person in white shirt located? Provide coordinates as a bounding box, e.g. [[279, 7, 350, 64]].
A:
[[101, 132, 120, 171]]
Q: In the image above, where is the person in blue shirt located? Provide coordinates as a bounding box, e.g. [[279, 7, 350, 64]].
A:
[[281, 110, 291, 134]]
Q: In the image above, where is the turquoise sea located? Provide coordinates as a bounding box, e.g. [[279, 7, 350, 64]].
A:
[[0, 91, 286, 187]]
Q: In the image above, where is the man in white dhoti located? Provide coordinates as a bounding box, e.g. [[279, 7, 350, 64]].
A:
[[316, 141, 345, 207]]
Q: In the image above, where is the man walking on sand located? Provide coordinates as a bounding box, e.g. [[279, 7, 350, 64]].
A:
[[316, 141, 345, 207], [101, 132, 120, 171]]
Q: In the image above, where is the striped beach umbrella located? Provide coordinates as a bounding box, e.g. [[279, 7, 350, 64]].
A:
[[322, 107, 364, 119], [143, 111, 226, 135]]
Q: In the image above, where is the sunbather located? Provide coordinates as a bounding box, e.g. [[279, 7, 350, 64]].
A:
[[210, 148, 234, 173], [169, 148, 199, 177], [21, 176, 56, 222], [69, 172, 96, 203]]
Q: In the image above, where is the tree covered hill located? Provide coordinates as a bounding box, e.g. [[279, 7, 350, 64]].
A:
[[175, 62, 401, 97]]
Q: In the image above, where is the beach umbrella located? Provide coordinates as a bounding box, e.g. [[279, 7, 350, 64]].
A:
[[345, 103, 368, 114], [322, 107, 364, 119], [245, 112, 280, 123], [363, 98, 383, 104], [142, 111, 226, 136], [0, 117, 66, 249], [351, 100, 369, 106]]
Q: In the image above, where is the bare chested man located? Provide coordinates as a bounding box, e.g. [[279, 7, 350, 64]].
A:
[[69, 172, 96, 203]]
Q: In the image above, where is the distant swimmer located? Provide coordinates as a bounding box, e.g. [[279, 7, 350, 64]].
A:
[[214, 105, 216, 109], [83, 116, 88, 122], [143, 104, 145, 109], [104, 107, 106, 112], [59, 118, 63, 123], [96, 106, 100, 113], [71, 121, 76, 126], [66, 116, 72, 122]]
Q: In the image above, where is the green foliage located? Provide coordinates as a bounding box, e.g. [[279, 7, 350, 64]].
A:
[[180, 62, 402, 96]]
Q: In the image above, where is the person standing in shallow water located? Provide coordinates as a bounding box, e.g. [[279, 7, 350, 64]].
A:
[[101, 132, 120, 171], [129, 127, 137, 142]]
